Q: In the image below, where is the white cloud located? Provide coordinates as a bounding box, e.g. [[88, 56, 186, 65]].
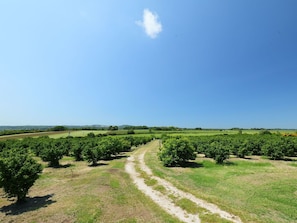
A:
[[136, 9, 162, 39]]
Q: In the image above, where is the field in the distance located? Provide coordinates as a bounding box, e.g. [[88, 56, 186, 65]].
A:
[[1, 128, 296, 141], [0, 130, 107, 140]]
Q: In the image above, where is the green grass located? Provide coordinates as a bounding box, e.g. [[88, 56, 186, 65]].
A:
[[144, 178, 158, 186], [145, 141, 297, 223], [175, 198, 200, 214], [153, 184, 167, 193]]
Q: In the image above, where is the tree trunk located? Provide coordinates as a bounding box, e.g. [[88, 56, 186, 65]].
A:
[[17, 193, 27, 203]]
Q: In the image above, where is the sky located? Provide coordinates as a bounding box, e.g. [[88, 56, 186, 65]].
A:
[[0, 1, 297, 129]]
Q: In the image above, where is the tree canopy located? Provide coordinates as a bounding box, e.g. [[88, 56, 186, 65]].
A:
[[0, 147, 42, 202], [158, 137, 196, 167]]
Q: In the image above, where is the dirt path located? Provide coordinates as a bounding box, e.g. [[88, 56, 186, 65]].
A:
[[125, 141, 243, 223]]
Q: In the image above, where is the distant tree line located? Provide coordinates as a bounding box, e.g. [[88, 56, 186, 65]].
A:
[[0, 129, 45, 137], [151, 126, 180, 131], [0, 126, 69, 137], [123, 125, 149, 130]]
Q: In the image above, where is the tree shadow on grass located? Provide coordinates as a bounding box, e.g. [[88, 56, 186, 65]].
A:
[[88, 163, 108, 167], [180, 161, 204, 168], [49, 163, 74, 169], [222, 161, 237, 166], [282, 157, 297, 162], [59, 163, 74, 168], [0, 194, 56, 216], [102, 154, 129, 161]]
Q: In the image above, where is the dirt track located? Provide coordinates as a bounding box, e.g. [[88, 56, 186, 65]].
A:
[[125, 141, 242, 223]]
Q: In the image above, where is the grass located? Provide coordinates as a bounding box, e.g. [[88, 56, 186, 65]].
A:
[[0, 154, 181, 223], [2, 128, 296, 141], [0, 130, 108, 140], [145, 141, 297, 223], [1, 130, 297, 222], [49, 130, 107, 138]]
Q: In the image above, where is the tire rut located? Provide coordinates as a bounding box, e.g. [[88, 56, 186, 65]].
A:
[[125, 141, 243, 223]]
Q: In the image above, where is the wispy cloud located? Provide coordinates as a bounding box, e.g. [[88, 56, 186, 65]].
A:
[[136, 9, 162, 39]]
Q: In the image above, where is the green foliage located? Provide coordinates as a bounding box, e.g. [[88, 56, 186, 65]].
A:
[[262, 140, 285, 160], [82, 139, 101, 166], [108, 126, 118, 131], [72, 140, 85, 161], [87, 132, 95, 138], [189, 133, 297, 161], [98, 137, 120, 160], [158, 138, 196, 167], [205, 142, 230, 164], [39, 140, 64, 167], [51, 126, 67, 131], [259, 130, 272, 135], [0, 148, 42, 202], [127, 130, 135, 134]]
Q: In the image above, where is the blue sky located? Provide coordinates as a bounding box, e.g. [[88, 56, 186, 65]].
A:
[[1, 1, 297, 128]]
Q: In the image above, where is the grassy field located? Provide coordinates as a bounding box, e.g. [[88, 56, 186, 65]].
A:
[[145, 144, 297, 223], [49, 130, 107, 138], [0, 153, 181, 223], [0, 130, 108, 140], [1, 128, 296, 141]]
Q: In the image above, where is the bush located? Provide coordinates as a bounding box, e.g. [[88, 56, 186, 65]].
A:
[[261, 140, 284, 160], [83, 139, 100, 166], [127, 130, 135, 134], [158, 138, 196, 167], [39, 140, 64, 167], [51, 126, 67, 131], [205, 142, 230, 164], [0, 148, 42, 202]]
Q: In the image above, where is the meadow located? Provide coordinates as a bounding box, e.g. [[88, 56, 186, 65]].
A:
[[145, 144, 297, 222]]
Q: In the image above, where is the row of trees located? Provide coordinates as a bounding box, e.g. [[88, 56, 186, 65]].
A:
[[158, 134, 297, 166], [2, 135, 153, 167], [190, 134, 297, 160], [0, 135, 153, 202]]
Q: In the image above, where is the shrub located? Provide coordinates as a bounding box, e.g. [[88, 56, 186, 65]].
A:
[[205, 142, 230, 164], [158, 138, 196, 167], [0, 148, 43, 202]]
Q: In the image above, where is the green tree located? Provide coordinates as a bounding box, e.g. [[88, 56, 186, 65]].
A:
[[205, 142, 230, 164], [87, 132, 95, 138], [127, 130, 135, 134], [72, 140, 85, 161], [51, 126, 67, 131], [108, 126, 118, 131], [0, 148, 42, 203], [40, 140, 64, 167], [158, 138, 196, 167], [262, 140, 284, 160], [83, 140, 101, 166], [98, 137, 121, 160]]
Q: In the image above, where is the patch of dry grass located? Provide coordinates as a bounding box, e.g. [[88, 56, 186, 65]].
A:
[[0, 155, 180, 223]]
